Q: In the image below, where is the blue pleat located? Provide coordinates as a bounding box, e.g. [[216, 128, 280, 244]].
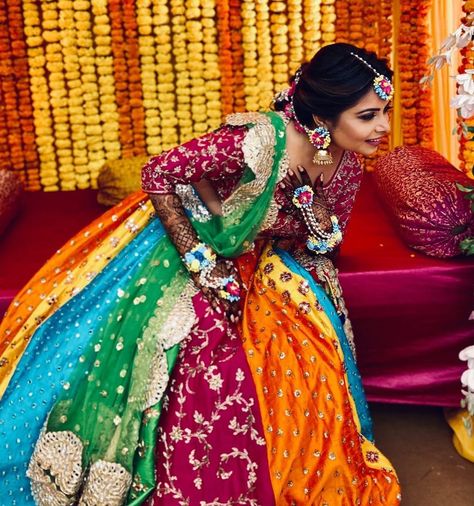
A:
[[0, 220, 164, 504]]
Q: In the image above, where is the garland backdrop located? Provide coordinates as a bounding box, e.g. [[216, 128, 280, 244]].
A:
[[0, 0, 470, 191]]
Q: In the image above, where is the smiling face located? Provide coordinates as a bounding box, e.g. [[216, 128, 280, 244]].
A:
[[322, 89, 392, 156]]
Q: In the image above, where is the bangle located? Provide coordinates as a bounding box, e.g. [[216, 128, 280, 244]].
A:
[[292, 185, 314, 209], [183, 242, 216, 273]]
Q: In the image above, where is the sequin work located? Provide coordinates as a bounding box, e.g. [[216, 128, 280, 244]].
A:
[[239, 245, 400, 504]]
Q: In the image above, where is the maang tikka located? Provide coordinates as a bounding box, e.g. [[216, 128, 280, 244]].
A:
[[280, 68, 333, 166]]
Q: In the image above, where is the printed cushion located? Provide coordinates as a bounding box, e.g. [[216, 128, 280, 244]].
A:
[[97, 156, 149, 206], [0, 170, 23, 236], [374, 146, 473, 258]]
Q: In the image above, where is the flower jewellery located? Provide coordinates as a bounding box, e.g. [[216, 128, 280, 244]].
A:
[[291, 185, 342, 254], [183, 242, 241, 302], [349, 52, 394, 101], [280, 68, 334, 165]]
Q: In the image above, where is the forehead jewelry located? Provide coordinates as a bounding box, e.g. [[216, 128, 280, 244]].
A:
[[350, 52, 394, 101]]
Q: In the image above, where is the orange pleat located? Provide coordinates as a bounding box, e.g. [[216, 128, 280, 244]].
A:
[[238, 245, 401, 505]]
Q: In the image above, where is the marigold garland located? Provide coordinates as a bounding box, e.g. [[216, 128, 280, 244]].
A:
[[1, 0, 27, 181], [46, 0, 76, 191], [229, 0, 246, 112], [5, 0, 40, 189], [270, 1, 289, 95], [24, 0, 59, 191], [287, 0, 303, 76], [255, 0, 274, 108], [109, 0, 133, 157], [414, 0, 433, 150], [170, 0, 193, 143], [397, 0, 433, 149], [334, 0, 350, 43], [348, 0, 364, 48], [137, 0, 162, 152], [123, 0, 146, 156], [0, 1, 442, 189], [216, 0, 235, 115], [201, 0, 222, 131], [361, 2, 378, 54], [378, 0, 392, 62], [321, 0, 336, 46], [186, 0, 208, 135], [155, 0, 178, 147], [303, 0, 321, 62], [241, 0, 258, 111]]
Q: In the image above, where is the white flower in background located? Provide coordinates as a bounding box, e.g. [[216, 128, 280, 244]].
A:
[[459, 345, 474, 415], [450, 93, 474, 118], [460, 345, 474, 370], [423, 21, 474, 124]]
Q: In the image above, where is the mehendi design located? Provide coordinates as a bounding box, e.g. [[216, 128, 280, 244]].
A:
[[149, 194, 200, 256]]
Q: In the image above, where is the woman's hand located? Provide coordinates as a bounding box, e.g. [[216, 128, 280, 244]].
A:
[[191, 258, 242, 323], [281, 165, 332, 231]]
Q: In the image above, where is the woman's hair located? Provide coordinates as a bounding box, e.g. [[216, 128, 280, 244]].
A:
[[273, 43, 393, 127]]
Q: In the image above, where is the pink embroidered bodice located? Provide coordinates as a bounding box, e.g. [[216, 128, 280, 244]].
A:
[[141, 124, 363, 240]]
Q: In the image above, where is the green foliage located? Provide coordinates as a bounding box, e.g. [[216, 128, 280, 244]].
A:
[[456, 181, 474, 256]]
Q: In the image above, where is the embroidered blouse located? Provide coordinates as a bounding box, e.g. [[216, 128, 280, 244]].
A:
[[141, 123, 363, 239]]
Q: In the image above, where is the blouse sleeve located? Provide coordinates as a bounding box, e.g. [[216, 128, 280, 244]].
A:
[[141, 124, 248, 194]]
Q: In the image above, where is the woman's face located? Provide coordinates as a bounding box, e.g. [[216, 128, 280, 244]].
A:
[[324, 89, 392, 156]]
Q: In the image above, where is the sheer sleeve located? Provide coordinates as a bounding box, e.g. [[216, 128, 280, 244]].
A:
[[141, 125, 248, 194]]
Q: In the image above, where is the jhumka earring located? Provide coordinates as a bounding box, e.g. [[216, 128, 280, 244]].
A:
[[308, 124, 333, 165]]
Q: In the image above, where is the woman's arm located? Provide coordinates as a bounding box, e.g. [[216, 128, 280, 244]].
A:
[[143, 125, 248, 321]]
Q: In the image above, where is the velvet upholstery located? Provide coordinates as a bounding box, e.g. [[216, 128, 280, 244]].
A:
[[373, 146, 473, 258]]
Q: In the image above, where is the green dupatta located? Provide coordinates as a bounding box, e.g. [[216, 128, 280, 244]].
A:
[[27, 112, 287, 506]]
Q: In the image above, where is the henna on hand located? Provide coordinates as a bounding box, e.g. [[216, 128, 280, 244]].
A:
[[150, 193, 242, 322], [281, 166, 333, 232], [149, 193, 200, 256]]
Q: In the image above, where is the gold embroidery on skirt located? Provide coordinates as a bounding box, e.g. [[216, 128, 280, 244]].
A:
[[28, 430, 132, 505], [78, 460, 132, 505], [27, 430, 83, 505]]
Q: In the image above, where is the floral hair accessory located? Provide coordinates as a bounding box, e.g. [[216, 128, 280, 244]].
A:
[[350, 52, 394, 102], [292, 185, 314, 209], [183, 242, 216, 273], [373, 75, 394, 101], [217, 275, 241, 302]]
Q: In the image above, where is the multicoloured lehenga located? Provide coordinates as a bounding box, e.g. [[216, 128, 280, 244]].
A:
[[0, 112, 401, 505]]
